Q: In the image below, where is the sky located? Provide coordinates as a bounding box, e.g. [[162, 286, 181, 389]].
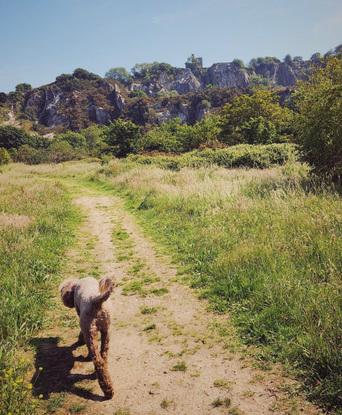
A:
[[0, 0, 341, 92]]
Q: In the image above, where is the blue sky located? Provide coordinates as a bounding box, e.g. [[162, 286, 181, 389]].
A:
[[0, 0, 341, 92]]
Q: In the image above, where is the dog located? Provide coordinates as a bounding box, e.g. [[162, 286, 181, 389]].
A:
[[59, 276, 114, 399]]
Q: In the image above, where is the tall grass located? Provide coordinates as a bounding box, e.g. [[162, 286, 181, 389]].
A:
[[99, 160, 342, 411], [0, 164, 78, 415]]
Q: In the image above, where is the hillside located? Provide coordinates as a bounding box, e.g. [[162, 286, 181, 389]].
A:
[[0, 45, 340, 132]]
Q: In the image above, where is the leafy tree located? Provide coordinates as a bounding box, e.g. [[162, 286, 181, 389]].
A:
[[15, 83, 32, 94], [0, 147, 11, 165], [56, 131, 87, 149], [0, 92, 7, 104], [26, 134, 51, 149], [104, 119, 141, 157], [131, 62, 174, 80], [15, 144, 46, 164], [219, 90, 294, 145], [105, 67, 132, 85], [310, 52, 322, 63], [47, 141, 76, 163], [0, 126, 29, 149], [72, 68, 100, 81], [82, 125, 107, 154], [294, 57, 342, 177], [284, 54, 292, 65], [232, 59, 245, 69]]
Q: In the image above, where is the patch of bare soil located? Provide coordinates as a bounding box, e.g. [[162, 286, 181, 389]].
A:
[[0, 212, 32, 229], [36, 193, 321, 415]]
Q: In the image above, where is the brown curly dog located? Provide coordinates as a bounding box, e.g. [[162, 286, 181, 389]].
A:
[[59, 276, 114, 399]]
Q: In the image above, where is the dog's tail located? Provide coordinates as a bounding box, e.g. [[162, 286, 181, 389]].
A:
[[93, 277, 114, 306]]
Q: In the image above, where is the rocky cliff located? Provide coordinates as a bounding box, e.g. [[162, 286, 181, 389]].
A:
[[1, 46, 339, 131]]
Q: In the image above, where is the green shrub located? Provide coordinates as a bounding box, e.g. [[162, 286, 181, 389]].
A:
[[47, 141, 76, 163], [0, 126, 29, 150], [56, 131, 87, 149], [104, 119, 141, 157], [219, 90, 294, 145], [15, 145, 47, 165], [0, 147, 11, 165], [130, 143, 298, 169], [295, 57, 342, 178]]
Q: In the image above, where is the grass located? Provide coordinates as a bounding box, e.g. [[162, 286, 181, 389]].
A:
[[97, 159, 342, 411], [171, 361, 187, 372], [140, 306, 158, 315], [211, 397, 232, 408], [0, 164, 79, 415]]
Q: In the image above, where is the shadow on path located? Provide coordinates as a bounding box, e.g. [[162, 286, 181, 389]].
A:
[[30, 337, 106, 402]]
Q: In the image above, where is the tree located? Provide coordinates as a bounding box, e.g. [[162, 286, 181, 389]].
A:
[[72, 68, 100, 81], [294, 57, 342, 178], [104, 119, 141, 157], [56, 131, 87, 149], [105, 67, 132, 85], [82, 125, 107, 154], [232, 59, 245, 69], [0, 92, 8, 104], [219, 90, 294, 145], [0, 126, 29, 149], [310, 52, 322, 63], [15, 83, 32, 94], [284, 54, 292, 65]]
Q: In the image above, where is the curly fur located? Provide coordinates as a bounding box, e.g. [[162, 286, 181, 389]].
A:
[[59, 276, 114, 398]]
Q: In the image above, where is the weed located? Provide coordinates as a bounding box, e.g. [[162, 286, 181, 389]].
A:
[[171, 361, 187, 372], [141, 306, 158, 315], [211, 397, 231, 408]]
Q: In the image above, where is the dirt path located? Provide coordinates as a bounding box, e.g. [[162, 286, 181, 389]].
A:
[[42, 192, 321, 415]]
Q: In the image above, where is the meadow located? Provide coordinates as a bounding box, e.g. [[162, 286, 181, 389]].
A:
[[0, 164, 78, 414], [0, 159, 341, 413], [97, 158, 342, 411]]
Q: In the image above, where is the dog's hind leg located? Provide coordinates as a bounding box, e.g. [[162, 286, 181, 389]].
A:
[[88, 323, 114, 399], [100, 327, 110, 360]]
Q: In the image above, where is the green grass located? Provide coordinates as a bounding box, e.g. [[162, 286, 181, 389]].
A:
[[97, 159, 342, 411], [0, 165, 79, 415], [171, 361, 187, 372]]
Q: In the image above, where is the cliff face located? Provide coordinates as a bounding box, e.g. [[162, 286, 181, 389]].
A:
[[23, 74, 126, 130], [0, 53, 325, 131]]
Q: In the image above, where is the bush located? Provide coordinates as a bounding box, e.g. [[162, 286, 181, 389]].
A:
[[295, 57, 342, 178], [136, 116, 222, 154], [0, 126, 29, 150], [56, 131, 87, 149], [0, 148, 11, 165], [47, 141, 76, 163], [105, 67, 132, 85], [104, 119, 141, 157], [15, 145, 47, 165], [129, 143, 298, 169], [219, 90, 294, 145]]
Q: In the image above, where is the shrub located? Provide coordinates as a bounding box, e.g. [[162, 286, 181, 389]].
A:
[[15, 145, 47, 165], [0, 147, 11, 165], [219, 90, 294, 145], [130, 143, 298, 169], [105, 67, 132, 85], [294, 57, 342, 178], [56, 131, 87, 149], [47, 141, 76, 163], [82, 125, 107, 155], [104, 119, 141, 157], [0, 126, 29, 149]]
